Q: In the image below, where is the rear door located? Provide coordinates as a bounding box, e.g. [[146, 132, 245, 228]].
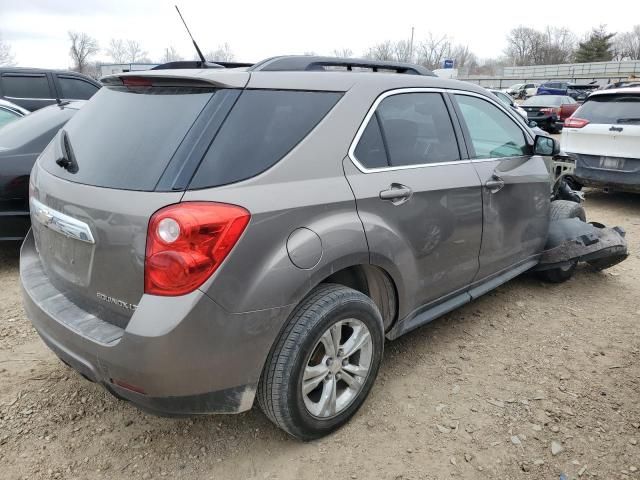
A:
[[0, 71, 56, 111], [343, 89, 483, 315], [452, 92, 549, 282]]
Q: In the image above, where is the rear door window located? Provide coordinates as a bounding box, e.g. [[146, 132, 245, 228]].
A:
[[353, 92, 460, 168], [575, 94, 640, 124], [455, 94, 528, 159], [1, 74, 51, 99], [189, 90, 342, 188], [58, 76, 99, 100]]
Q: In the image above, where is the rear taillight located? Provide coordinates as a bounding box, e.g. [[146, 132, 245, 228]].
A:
[[563, 117, 590, 129], [540, 107, 560, 115], [145, 202, 250, 296]]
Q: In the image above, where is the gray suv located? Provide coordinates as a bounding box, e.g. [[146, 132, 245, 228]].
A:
[[20, 57, 584, 440]]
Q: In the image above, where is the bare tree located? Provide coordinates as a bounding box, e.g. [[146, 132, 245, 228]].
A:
[[0, 33, 15, 66], [541, 27, 576, 64], [417, 34, 453, 70], [206, 43, 235, 62], [125, 40, 149, 63], [364, 41, 395, 61], [106, 39, 125, 63], [615, 25, 640, 60], [393, 40, 412, 62], [504, 26, 547, 66], [332, 48, 353, 58], [161, 46, 183, 63], [107, 39, 127, 63], [68, 31, 99, 73]]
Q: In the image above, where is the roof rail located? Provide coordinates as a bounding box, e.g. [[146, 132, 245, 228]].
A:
[[151, 60, 254, 70], [248, 56, 435, 76]]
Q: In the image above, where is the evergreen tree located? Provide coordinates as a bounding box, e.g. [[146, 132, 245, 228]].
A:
[[574, 25, 616, 62]]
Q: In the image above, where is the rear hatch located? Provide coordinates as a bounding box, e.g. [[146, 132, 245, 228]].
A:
[[562, 92, 640, 180], [30, 73, 248, 327]]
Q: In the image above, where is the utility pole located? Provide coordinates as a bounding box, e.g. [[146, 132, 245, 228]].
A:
[[409, 26, 415, 62]]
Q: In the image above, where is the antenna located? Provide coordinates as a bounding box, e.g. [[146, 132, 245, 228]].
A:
[[175, 5, 206, 65]]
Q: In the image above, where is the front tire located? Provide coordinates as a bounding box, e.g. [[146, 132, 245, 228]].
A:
[[257, 284, 384, 440]]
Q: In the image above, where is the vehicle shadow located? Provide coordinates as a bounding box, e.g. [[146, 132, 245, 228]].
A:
[[0, 242, 20, 274], [584, 189, 640, 209]]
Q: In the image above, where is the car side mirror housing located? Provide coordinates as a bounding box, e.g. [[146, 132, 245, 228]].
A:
[[533, 135, 560, 156]]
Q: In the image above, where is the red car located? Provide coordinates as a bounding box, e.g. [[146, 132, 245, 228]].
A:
[[521, 95, 579, 133]]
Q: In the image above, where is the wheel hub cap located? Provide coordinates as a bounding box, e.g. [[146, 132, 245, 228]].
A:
[[302, 318, 373, 419]]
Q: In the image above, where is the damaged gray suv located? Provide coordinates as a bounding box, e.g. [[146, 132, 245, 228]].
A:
[[20, 56, 627, 440]]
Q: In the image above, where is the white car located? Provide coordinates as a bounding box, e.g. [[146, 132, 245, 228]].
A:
[[561, 87, 640, 192]]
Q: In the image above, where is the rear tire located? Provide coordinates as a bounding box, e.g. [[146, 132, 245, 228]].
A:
[[257, 284, 384, 441], [538, 200, 586, 283]]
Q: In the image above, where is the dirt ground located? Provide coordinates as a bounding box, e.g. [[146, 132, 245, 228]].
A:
[[1, 190, 639, 480]]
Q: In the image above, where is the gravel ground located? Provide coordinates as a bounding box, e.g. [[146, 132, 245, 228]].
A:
[[1, 190, 639, 480]]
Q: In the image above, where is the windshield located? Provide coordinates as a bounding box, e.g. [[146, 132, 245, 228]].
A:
[[575, 94, 640, 124], [523, 95, 563, 107], [509, 84, 523, 90]]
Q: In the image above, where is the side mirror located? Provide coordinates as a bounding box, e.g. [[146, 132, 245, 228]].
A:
[[533, 135, 560, 156], [528, 120, 538, 128]]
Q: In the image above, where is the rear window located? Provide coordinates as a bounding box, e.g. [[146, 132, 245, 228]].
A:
[[189, 90, 342, 189], [575, 94, 640, 124], [40, 86, 216, 191], [1, 74, 51, 99]]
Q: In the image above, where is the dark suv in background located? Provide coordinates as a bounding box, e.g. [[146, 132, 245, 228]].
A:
[[0, 67, 100, 111]]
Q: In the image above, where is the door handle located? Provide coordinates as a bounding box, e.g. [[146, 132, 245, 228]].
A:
[[484, 176, 505, 193], [379, 184, 413, 204]]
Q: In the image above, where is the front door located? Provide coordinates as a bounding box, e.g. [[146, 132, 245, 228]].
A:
[[452, 92, 550, 282], [343, 90, 483, 318]]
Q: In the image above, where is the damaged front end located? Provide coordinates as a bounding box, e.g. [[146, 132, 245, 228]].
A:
[[537, 218, 628, 272]]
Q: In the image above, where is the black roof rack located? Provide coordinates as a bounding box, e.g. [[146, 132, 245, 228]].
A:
[[151, 60, 254, 70], [248, 56, 435, 76]]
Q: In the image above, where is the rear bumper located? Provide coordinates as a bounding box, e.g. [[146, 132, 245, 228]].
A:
[[570, 152, 640, 192], [20, 231, 291, 415]]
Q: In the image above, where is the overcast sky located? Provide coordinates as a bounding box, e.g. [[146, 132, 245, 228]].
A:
[[1, 0, 638, 69]]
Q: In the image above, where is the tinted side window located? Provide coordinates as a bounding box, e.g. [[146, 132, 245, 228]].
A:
[[367, 92, 460, 167], [1, 74, 51, 99], [190, 90, 342, 188], [58, 76, 99, 100], [455, 94, 528, 159], [354, 114, 388, 168]]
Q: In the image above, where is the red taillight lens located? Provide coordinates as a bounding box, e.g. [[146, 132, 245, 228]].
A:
[[144, 202, 250, 296], [564, 117, 590, 129]]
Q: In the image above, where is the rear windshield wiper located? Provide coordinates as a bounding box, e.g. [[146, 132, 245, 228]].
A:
[[55, 130, 78, 173], [617, 118, 640, 124]]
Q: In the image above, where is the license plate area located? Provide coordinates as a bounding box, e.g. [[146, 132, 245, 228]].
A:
[[34, 224, 94, 288], [600, 157, 625, 170]]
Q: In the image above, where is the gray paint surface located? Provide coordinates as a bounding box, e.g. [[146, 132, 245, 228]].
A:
[[22, 68, 556, 414]]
